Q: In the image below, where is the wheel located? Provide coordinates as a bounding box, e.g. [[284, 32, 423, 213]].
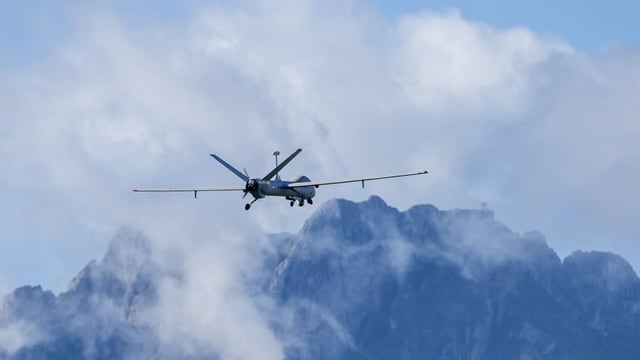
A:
[[245, 203, 251, 210], [290, 201, 294, 207], [307, 198, 313, 205], [298, 200, 304, 207]]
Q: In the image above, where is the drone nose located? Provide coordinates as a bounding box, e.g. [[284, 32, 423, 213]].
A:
[[244, 179, 259, 196]]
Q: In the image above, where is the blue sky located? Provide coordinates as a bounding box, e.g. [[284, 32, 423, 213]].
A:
[[1, 0, 638, 68], [374, 0, 640, 51], [1, 0, 639, 296]]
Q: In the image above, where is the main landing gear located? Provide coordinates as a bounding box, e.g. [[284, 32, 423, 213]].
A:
[[289, 200, 304, 207], [289, 198, 314, 207]]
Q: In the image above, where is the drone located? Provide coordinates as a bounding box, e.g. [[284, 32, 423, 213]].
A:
[[134, 148, 428, 210]]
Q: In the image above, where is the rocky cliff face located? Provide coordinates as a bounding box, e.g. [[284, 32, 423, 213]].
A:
[[0, 226, 157, 359], [270, 196, 640, 359], [2, 197, 639, 359]]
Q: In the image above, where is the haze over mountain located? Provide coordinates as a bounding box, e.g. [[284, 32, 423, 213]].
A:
[[2, 197, 639, 359]]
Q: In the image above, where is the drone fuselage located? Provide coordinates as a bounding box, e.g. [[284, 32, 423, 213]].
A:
[[249, 176, 315, 201]]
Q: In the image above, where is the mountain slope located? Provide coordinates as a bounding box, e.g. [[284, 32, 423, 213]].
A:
[[270, 196, 640, 359], [2, 197, 639, 359], [0, 227, 157, 360]]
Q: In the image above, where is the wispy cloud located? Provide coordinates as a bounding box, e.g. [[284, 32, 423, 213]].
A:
[[0, 320, 45, 356], [1, 0, 640, 356], [140, 232, 284, 359]]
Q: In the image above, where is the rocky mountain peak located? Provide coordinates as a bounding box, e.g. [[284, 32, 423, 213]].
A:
[[2, 286, 55, 323], [102, 225, 152, 271], [3, 198, 640, 359], [564, 250, 639, 290], [62, 225, 157, 330], [67, 226, 153, 292]]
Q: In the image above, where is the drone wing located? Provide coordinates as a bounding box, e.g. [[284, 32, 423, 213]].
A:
[[133, 187, 243, 198], [133, 187, 243, 192], [285, 170, 429, 188]]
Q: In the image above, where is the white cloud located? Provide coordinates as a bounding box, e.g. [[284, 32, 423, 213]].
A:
[[1, 0, 640, 356], [463, 50, 640, 260], [0, 320, 45, 356], [393, 10, 572, 114], [144, 239, 283, 359]]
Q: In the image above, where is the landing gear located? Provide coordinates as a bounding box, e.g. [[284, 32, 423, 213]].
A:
[[288, 198, 312, 208], [245, 198, 259, 211]]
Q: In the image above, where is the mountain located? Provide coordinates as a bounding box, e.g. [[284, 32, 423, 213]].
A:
[[270, 196, 640, 359], [2, 197, 640, 359], [0, 226, 158, 360]]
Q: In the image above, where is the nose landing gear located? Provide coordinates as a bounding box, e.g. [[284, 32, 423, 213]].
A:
[[245, 198, 259, 211]]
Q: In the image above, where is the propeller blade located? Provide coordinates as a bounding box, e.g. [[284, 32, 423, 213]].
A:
[[242, 168, 250, 199]]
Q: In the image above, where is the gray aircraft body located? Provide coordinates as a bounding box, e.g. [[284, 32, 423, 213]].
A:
[[134, 148, 428, 210]]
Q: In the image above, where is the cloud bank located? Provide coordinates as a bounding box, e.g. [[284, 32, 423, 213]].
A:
[[0, 320, 45, 356], [1, 0, 639, 357]]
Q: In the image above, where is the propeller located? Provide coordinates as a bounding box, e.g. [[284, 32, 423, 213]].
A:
[[242, 168, 258, 199]]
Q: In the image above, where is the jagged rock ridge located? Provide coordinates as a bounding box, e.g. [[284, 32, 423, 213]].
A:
[[2, 197, 639, 359], [270, 196, 640, 359], [0, 226, 158, 359]]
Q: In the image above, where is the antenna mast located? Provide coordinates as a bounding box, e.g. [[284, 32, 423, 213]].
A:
[[273, 151, 280, 180]]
